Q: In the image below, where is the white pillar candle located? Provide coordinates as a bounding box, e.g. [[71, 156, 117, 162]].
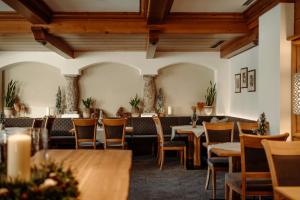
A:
[[167, 106, 172, 115], [7, 133, 31, 181]]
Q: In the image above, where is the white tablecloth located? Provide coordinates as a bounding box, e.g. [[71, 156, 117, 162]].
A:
[[171, 125, 204, 140]]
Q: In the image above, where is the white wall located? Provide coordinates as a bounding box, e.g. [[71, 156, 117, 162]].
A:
[[228, 47, 259, 120], [226, 3, 294, 134], [156, 63, 214, 115], [3, 62, 65, 117], [0, 52, 228, 116]]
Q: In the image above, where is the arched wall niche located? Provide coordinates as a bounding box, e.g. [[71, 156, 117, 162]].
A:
[[155, 62, 215, 116], [79, 62, 143, 116], [2, 61, 65, 117]]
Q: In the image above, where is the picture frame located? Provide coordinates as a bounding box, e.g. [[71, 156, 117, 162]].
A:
[[248, 69, 256, 92], [235, 74, 241, 93], [241, 67, 248, 88]]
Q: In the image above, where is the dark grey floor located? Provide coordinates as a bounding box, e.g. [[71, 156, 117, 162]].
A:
[[129, 156, 225, 200]]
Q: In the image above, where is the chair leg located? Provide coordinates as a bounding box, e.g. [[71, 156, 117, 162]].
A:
[[160, 150, 165, 170], [212, 169, 216, 199], [180, 150, 183, 165], [205, 167, 211, 190], [225, 183, 230, 200], [183, 146, 186, 169]]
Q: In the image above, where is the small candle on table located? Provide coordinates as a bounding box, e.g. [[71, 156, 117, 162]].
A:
[[46, 107, 50, 116], [167, 106, 172, 115], [7, 133, 31, 181]]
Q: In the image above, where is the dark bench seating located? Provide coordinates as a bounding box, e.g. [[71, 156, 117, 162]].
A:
[[4, 116, 255, 154]]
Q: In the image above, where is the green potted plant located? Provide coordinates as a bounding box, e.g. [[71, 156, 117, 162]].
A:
[[204, 81, 216, 116], [4, 80, 17, 118], [129, 94, 141, 117], [82, 97, 93, 118], [55, 86, 63, 115]]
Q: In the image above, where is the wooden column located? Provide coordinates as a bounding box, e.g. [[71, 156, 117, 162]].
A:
[[64, 75, 79, 113], [143, 75, 156, 113]]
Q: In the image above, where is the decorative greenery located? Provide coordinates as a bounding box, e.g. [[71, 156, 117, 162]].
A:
[[55, 87, 62, 114], [129, 94, 141, 109], [0, 161, 79, 200], [191, 106, 197, 122], [204, 81, 216, 106], [4, 80, 17, 108], [257, 112, 268, 135], [82, 97, 93, 109], [0, 112, 5, 124]]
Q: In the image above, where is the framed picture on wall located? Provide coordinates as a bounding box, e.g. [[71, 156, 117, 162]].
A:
[[248, 69, 256, 92], [235, 74, 241, 93], [241, 67, 248, 88]]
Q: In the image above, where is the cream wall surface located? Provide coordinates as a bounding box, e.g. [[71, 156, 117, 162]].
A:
[[156, 63, 214, 116], [79, 63, 143, 116], [4, 62, 65, 117]]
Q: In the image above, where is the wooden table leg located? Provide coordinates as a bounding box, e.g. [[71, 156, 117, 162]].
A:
[[187, 134, 194, 161], [193, 136, 201, 167]]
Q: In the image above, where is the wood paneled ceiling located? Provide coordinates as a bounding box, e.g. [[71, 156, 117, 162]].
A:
[[0, 0, 294, 59]]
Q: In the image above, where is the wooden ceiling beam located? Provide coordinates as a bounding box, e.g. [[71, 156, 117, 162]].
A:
[[0, 12, 248, 34], [31, 26, 74, 59], [2, 0, 52, 24], [243, 0, 294, 29], [147, 0, 174, 24], [220, 28, 258, 59], [146, 29, 160, 59]]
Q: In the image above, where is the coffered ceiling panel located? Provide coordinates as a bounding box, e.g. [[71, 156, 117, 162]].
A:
[[0, 1, 14, 11], [171, 0, 256, 13], [43, 0, 140, 12]]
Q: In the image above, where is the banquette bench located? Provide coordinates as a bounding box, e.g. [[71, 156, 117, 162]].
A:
[[4, 116, 255, 156]]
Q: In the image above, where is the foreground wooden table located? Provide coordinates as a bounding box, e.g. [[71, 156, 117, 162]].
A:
[[32, 150, 132, 200], [275, 186, 300, 200]]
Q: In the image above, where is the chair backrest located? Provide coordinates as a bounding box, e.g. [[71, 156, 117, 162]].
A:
[[202, 121, 234, 146], [102, 118, 126, 144], [237, 121, 259, 135], [240, 133, 289, 195], [262, 140, 300, 187], [32, 118, 44, 129], [72, 119, 97, 144], [152, 116, 164, 146], [44, 116, 56, 133]]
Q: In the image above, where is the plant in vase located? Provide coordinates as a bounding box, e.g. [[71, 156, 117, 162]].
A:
[[4, 80, 17, 118], [82, 97, 94, 118], [129, 94, 141, 117], [257, 112, 268, 135], [204, 81, 216, 116], [191, 106, 198, 128], [197, 101, 205, 115]]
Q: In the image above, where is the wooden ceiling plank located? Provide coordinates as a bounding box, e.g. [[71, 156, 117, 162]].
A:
[[31, 26, 74, 59], [146, 29, 160, 59], [243, 0, 294, 29], [2, 0, 52, 24], [147, 0, 174, 24], [220, 28, 258, 59]]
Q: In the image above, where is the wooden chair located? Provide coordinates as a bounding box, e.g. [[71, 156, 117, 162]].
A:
[[225, 133, 289, 200], [44, 116, 56, 148], [202, 121, 234, 199], [237, 121, 259, 135], [262, 140, 300, 200], [72, 118, 99, 149], [32, 118, 44, 129], [153, 116, 186, 170], [238, 121, 270, 135], [102, 118, 127, 149]]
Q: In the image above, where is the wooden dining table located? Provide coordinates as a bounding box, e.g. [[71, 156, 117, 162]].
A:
[[171, 125, 204, 168], [32, 150, 132, 200], [209, 142, 241, 172], [274, 186, 300, 200]]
